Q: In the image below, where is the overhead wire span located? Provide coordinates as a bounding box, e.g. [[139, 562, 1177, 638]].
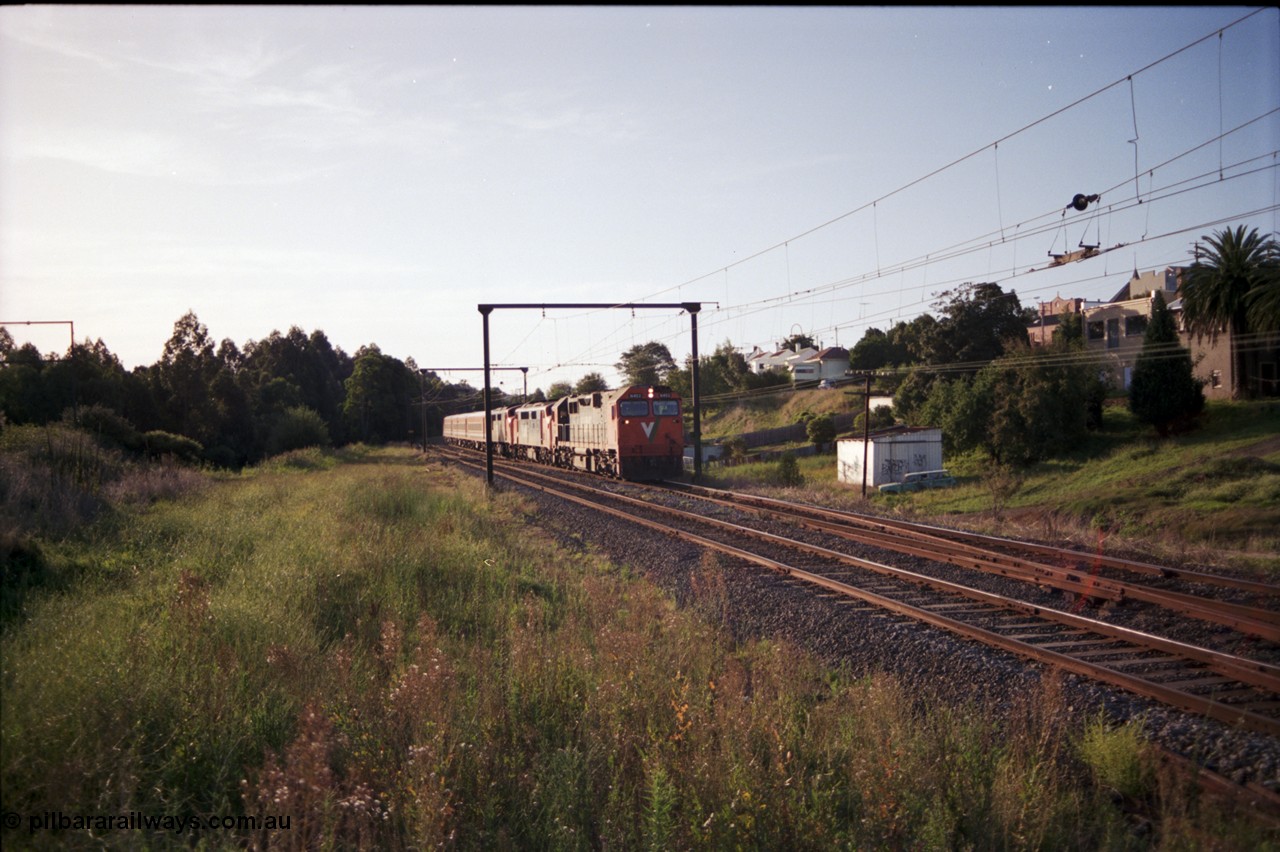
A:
[[491, 11, 1277, 380], [624, 7, 1272, 309], [607, 124, 1276, 369]]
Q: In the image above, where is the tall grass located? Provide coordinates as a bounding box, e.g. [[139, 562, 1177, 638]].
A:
[[0, 424, 209, 631], [2, 447, 1274, 849]]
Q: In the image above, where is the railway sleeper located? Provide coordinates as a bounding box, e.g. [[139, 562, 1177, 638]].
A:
[[1104, 655, 1189, 670], [1036, 638, 1131, 651], [1157, 675, 1234, 691], [1047, 643, 1134, 655]]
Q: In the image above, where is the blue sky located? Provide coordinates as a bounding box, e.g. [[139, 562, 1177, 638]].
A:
[[2, 6, 1276, 394]]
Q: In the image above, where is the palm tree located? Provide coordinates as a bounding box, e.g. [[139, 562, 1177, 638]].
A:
[[1245, 262, 1280, 332], [1179, 226, 1280, 398]]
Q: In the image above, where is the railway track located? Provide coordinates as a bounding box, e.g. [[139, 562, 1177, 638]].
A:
[[662, 480, 1280, 597], [651, 480, 1280, 644], [434, 446, 1280, 819]]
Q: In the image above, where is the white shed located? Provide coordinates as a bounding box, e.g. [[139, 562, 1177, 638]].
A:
[[837, 427, 944, 488]]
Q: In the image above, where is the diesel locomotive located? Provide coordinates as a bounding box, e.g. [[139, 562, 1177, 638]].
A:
[[442, 385, 685, 481]]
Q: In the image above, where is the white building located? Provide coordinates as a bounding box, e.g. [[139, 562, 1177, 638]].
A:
[[746, 344, 817, 375], [837, 426, 944, 488], [792, 347, 851, 384], [746, 344, 849, 384]]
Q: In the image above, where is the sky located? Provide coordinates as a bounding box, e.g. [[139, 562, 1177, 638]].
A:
[[2, 5, 1277, 394]]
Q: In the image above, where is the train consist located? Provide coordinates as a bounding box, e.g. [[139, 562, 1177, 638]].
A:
[[442, 385, 685, 481]]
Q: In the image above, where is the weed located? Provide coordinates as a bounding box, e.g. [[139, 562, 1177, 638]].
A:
[[1078, 714, 1157, 801], [641, 758, 678, 852]]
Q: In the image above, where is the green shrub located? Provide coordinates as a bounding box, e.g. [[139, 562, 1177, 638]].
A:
[[806, 413, 836, 450], [266, 406, 331, 456], [66, 404, 142, 452], [853, 404, 896, 433], [720, 437, 748, 465], [260, 447, 335, 472], [776, 451, 804, 486], [142, 430, 203, 463]]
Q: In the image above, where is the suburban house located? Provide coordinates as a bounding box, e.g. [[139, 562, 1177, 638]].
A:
[[791, 347, 851, 384], [1030, 266, 1278, 400], [746, 344, 850, 384], [745, 344, 817, 376]]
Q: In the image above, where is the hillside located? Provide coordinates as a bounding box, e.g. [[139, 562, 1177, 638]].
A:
[[699, 384, 875, 440], [696, 395, 1280, 579]]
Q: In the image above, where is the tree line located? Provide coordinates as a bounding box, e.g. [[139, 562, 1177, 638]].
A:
[[4, 228, 1273, 470], [0, 312, 494, 468]]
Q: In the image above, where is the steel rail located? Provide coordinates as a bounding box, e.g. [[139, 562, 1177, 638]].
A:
[[664, 481, 1280, 598], [648, 482, 1280, 642], [449, 452, 1280, 735], [436, 447, 1280, 822], [1155, 747, 1280, 828]]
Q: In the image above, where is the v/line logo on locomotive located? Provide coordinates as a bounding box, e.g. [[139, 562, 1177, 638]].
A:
[[442, 385, 685, 481]]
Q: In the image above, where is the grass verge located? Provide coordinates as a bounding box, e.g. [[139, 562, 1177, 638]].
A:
[[2, 447, 1275, 849]]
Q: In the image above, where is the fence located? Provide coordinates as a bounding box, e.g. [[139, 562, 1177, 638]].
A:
[[735, 412, 858, 449]]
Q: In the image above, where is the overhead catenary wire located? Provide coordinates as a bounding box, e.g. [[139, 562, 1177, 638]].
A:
[[624, 7, 1273, 307], [523, 116, 1278, 380], [490, 9, 1276, 385], [600, 194, 1278, 369]]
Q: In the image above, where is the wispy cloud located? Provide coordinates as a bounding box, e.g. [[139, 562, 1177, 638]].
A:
[[1, 8, 414, 181]]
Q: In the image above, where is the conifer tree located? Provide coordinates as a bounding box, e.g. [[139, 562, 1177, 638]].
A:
[[1129, 292, 1204, 436]]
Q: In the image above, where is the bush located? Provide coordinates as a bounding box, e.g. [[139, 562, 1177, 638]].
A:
[[65, 405, 142, 452], [720, 437, 748, 465], [0, 425, 120, 537], [142, 430, 203, 463], [1078, 715, 1156, 801], [852, 404, 896, 433], [266, 406, 331, 456], [1129, 293, 1205, 436], [260, 447, 335, 472], [202, 444, 241, 470], [806, 413, 837, 450], [776, 452, 804, 487]]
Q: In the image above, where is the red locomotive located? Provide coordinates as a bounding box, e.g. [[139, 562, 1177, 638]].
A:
[[442, 385, 685, 481]]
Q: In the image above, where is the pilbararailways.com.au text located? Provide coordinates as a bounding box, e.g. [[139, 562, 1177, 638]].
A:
[[7, 811, 291, 835]]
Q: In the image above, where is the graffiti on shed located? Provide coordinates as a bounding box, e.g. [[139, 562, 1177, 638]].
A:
[[836, 427, 944, 488]]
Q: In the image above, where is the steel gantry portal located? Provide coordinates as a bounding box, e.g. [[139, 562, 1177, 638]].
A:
[[478, 302, 704, 487]]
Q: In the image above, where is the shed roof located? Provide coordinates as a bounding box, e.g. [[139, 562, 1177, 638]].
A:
[[838, 425, 940, 442]]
